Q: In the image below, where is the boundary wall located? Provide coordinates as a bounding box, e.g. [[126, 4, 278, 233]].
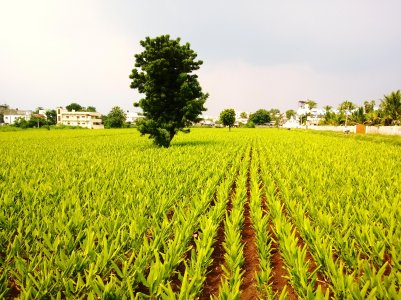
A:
[[306, 125, 401, 136]]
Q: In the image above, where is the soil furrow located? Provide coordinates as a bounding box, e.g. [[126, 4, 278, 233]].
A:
[[199, 181, 235, 299], [240, 148, 259, 300], [261, 193, 298, 299]]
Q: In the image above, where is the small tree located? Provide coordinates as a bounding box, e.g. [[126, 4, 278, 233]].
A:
[[13, 117, 29, 128], [249, 109, 271, 125], [46, 109, 57, 125], [86, 106, 97, 112], [285, 109, 296, 119], [129, 35, 208, 147], [219, 109, 236, 131], [105, 106, 126, 128]]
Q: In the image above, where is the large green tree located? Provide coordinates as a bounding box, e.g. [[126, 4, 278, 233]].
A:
[[129, 35, 208, 147], [105, 106, 126, 128], [249, 109, 271, 125], [380, 90, 401, 125], [219, 109, 236, 131]]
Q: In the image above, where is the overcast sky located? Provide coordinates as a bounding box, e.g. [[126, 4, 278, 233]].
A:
[[1, 0, 400, 116]]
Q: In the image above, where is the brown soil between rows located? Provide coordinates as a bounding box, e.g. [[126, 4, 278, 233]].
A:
[[198, 219, 226, 299], [240, 160, 259, 300], [260, 174, 298, 299], [268, 219, 298, 300], [199, 182, 235, 299]]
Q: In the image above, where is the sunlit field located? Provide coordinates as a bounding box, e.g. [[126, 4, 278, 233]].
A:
[[1, 128, 400, 299]]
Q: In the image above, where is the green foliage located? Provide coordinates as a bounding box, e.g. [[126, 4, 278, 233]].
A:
[[245, 121, 255, 128], [13, 117, 29, 128], [66, 102, 83, 112], [249, 109, 271, 125], [380, 90, 401, 125], [306, 100, 317, 109], [219, 108, 236, 130], [104, 106, 126, 129], [350, 107, 366, 124], [66, 103, 97, 113], [286, 109, 296, 119], [129, 35, 208, 147], [2, 129, 401, 298], [45, 109, 57, 125]]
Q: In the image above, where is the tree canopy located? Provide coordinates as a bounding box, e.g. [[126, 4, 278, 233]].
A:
[[380, 90, 401, 125], [65, 103, 97, 113], [129, 35, 208, 147], [306, 100, 317, 110], [66, 103, 83, 112], [239, 112, 248, 119], [285, 109, 296, 119], [105, 106, 126, 128], [249, 109, 271, 125], [45, 109, 57, 125], [219, 109, 236, 130]]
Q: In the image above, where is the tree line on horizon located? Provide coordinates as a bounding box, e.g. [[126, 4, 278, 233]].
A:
[[219, 91, 401, 129]]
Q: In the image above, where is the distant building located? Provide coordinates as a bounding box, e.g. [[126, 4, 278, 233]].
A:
[[0, 104, 8, 124], [56, 107, 104, 129], [2, 107, 32, 125], [296, 101, 324, 126], [126, 111, 144, 124]]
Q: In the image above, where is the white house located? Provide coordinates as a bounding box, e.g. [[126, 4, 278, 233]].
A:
[[126, 111, 144, 124], [282, 116, 300, 128], [56, 107, 104, 129], [3, 109, 32, 125]]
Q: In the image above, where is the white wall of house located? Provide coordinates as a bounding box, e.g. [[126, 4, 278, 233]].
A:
[[126, 111, 144, 123], [3, 112, 31, 124]]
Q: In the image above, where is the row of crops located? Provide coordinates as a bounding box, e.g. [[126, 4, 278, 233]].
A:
[[1, 128, 400, 299]]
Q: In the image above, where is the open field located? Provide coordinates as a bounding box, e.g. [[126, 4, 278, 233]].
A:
[[1, 128, 401, 299]]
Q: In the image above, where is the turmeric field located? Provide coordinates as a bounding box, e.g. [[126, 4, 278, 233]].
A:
[[1, 128, 400, 299]]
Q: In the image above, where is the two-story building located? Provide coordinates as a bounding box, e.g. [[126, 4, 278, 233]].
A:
[[56, 107, 104, 129]]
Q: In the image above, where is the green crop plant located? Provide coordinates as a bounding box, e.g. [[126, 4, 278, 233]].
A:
[[1, 128, 401, 298]]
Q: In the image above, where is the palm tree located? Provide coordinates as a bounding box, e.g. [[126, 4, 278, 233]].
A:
[[380, 90, 401, 125], [285, 109, 296, 119], [306, 100, 317, 110], [240, 112, 248, 119], [339, 101, 356, 127], [322, 105, 333, 124], [323, 105, 332, 112]]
